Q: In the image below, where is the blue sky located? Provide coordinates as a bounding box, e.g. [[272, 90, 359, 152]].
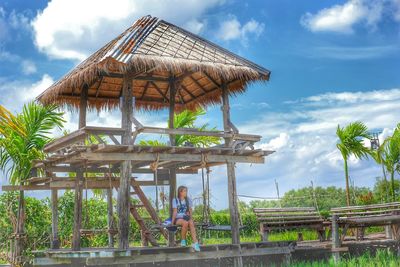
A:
[[1, 0, 400, 209]]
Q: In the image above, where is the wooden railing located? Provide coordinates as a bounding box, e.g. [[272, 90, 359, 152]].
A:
[[44, 124, 262, 154]]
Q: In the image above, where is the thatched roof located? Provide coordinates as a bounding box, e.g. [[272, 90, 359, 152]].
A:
[[37, 15, 270, 111]]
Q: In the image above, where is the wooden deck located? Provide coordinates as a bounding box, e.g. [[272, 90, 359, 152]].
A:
[[30, 242, 295, 267], [27, 234, 400, 267]]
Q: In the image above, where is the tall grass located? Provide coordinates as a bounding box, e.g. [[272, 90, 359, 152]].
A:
[[289, 249, 399, 267]]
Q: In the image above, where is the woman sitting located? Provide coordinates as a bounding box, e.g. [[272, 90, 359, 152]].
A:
[[171, 185, 200, 251]]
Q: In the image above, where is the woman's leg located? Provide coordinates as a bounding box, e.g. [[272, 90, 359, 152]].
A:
[[188, 219, 198, 243], [175, 219, 189, 240]]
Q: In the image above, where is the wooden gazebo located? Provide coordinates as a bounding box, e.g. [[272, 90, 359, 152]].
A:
[[4, 15, 273, 252]]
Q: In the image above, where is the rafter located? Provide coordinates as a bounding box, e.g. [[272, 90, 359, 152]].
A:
[[150, 81, 169, 102]]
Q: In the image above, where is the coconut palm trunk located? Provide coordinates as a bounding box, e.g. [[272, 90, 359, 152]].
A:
[[344, 158, 351, 206], [336, 122, 371, 207], [390, 170, 396, 201]]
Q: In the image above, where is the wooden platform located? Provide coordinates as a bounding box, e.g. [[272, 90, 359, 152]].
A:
[[27, 236, 400, 267], [30, 242, 295, 267]]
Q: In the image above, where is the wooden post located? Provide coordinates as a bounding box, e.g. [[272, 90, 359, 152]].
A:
[[118, 75, 133, 249], [78, 85, 88, 129], [51, 189, 60, 249], [72, 84, 88, 251], [106, 188, 114, 248], [168, 76, 177, 247], [14, 185, 25, 264], [332, 214, 341, 263], [221, 82, 241, 246]]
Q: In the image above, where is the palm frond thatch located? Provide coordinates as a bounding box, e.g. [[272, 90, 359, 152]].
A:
[[37, 15, 270, 111]]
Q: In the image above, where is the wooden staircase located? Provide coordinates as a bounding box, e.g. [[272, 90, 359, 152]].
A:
[[129, 178, 168, 247]]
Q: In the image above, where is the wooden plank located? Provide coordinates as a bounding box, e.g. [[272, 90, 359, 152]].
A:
[[254, 207, 316, 212], [83, 126, 125, 136], [257, 216, 322, 221], [335, 209, 400, 217], [2, 180, 164, 191], [255, 212, 319, 217], [339, 214, 400, 225], [331, 202, 400, 212], [262, 219, 324, 225], [79, 152, 265, 164], [86, 246, 291, 265], [139, 126, 261, 142], [44, 130, 87, 153]]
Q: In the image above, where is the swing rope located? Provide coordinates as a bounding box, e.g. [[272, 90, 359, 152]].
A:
[[150, 153, 160, 213], [107, 163, 114, 232]]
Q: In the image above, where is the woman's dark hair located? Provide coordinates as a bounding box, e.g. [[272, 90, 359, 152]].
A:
[[176, 185, 189, 213], [177, 186, 188, 198]]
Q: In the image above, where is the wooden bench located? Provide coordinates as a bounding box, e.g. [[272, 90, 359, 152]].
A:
[[253, 207, 325, 241], [331, 202, 400, 241]]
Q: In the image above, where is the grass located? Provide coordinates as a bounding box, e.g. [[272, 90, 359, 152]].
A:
[[289, 249, 400, 267], [202, 230, 318, 245]]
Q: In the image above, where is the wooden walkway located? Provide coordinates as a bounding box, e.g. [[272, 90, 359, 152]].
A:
[[30, 242, 295, 267], [28, 235, 400, 267]]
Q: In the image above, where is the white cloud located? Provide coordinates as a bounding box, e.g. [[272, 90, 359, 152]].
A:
[[21, 60, 37, 75], [303, 88, 400, 104], [306, 45, 400, 60], [233, 88, 400, 203], [31, 0, 224, 61], [300, 0, 396, 33], [0, 7, 31, 41], [259, 133, 290, 151], [216, 16, 264, 45], [0, 74, 54, 111], [0, 51, 39, 75]]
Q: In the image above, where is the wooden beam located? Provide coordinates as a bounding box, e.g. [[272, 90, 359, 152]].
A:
[[138, 126, 260, 142], [41, 165, 197, 174], [140, 81, 150, 100], [150, 81, 168, 102], [95, 77, 103, 98], [222, 81, 240, 246], [44, 129, 86, 153], [79, 84, 89, 129], [189, 75, 207, 93], [202, 71, 220, 88], [180, 84, 196, 101], [184, 79, 238, 105], [51, 188, 60, 249], [176, 70, 197, 81], [78, 152, 264, 164], [72, 169, 83, 251], [106, 186, 114, 248], [118, 74, 133, 249], [1, 180, 167, 191], [168, 76, 177, 247]]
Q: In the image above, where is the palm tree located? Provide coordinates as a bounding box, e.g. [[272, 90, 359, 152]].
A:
[[380, 126, 400, 201], [370, 142, 389, 202], [140, 108, 221, 147], [336, 122, 371, 206], [0, 102, 64, 261]]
